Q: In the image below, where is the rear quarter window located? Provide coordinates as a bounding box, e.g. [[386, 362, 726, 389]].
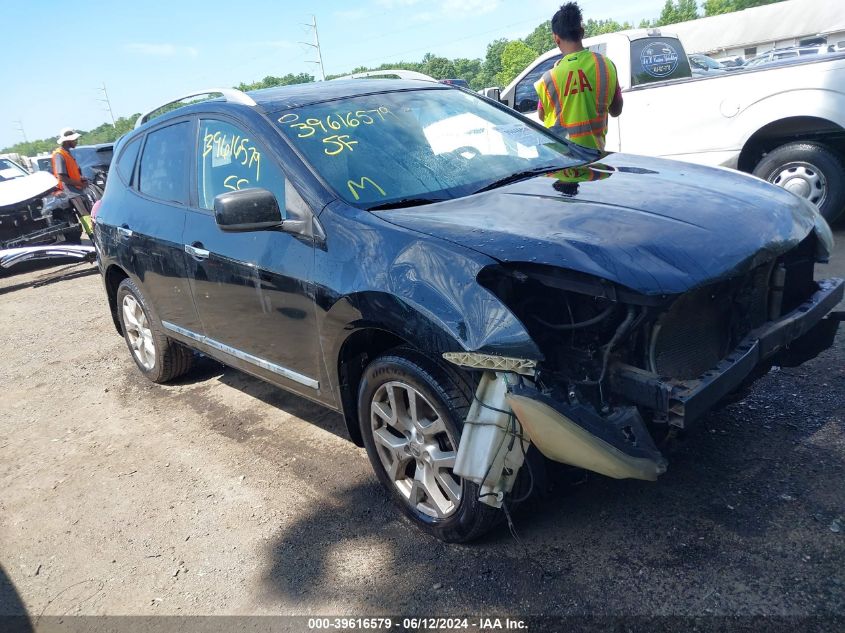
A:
[[630, 38, 692, 86], [138, 121, 190, 205], [116, 137, 141, 185]]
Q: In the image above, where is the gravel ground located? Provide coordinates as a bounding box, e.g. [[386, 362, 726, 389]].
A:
[[1, 229, 843, 619]]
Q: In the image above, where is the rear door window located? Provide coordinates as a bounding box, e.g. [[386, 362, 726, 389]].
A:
[[196, 119, 286, 213], [138, 121, 191, 205], [630, 38, 692, 86]]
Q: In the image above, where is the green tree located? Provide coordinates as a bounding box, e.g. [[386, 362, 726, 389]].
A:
[[523, 21, 554, 56], [423, 56, 457, 79], [495, 40, 537, 87], [452, 57, 483, 88], [657, 0, 699, 25], [1, 114, 142, 155], [477, 38, 510, 87], [584, 18, 632, 37], [235, 72, 314, 91], [703, 0, 784, 15]]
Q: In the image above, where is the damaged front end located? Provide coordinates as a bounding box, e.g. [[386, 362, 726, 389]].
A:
[[444, 232, 843, 507]]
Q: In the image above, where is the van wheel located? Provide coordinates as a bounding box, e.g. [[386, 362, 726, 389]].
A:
[[753, 142, 845, 223], [357, 348, 500, 542], [116, 278, 193, 383]]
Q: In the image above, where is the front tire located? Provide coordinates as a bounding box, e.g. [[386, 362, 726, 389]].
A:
[[752, 142, 845, 223], [116, 278, 193, 383], [357, 348, 500, 542]]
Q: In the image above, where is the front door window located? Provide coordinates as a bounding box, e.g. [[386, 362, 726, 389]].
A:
[[197, 119, 286, 215]]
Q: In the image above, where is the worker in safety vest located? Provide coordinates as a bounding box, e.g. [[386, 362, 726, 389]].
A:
[[535, 2, 623, 151], [52, 127, 94, 238], [52, 128, 88, 194]]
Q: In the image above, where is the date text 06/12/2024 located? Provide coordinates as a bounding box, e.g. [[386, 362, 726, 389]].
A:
[[306, 617, 529, 630]]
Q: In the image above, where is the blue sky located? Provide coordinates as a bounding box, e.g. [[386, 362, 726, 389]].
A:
[[1, 0, 666, 149]]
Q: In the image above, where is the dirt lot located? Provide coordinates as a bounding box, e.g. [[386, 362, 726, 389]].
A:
[[1, 229, 843, 620]]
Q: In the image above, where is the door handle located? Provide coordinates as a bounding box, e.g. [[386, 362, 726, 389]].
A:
[[184, 243, 210, 260], [117, 226, 133, 238]]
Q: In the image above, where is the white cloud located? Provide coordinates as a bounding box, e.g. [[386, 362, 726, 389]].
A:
[[253, 40, 297, 49], [376, 0, 424, 7], [334, 8, 368, 20], [408, 0, 502, 22], [125, 43, 198, 58], [442, 0, 502, 17]]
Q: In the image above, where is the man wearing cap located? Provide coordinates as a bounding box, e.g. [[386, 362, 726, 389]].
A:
[[52, 128, 87, 194]]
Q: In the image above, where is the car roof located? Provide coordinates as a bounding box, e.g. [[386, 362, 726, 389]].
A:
[[247, 79, 448, 111], [131, 79, 451, 135]]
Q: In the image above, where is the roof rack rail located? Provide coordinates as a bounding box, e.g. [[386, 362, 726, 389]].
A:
[[135, 88, 257, 129], [331, 69, 437, 82]]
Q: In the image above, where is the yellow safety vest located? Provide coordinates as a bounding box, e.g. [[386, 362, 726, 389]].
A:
[[534, 50, 618, 151]]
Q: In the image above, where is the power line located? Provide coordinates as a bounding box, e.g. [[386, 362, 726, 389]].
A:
[[13, 120, 27, 143], [300, 15, 326, 80], [97, 83, 117, 128]]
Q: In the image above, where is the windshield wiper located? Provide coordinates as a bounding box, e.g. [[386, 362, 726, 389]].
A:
[[367, 197, 448, 211], [472, 165, 567, 194]]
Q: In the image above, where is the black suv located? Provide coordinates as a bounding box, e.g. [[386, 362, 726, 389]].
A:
[[96, 82, 842, 542]]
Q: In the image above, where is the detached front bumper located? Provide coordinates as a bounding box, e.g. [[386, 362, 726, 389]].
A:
[[610, 278, 844, 428]]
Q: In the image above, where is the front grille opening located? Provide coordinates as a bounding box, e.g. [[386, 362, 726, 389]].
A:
[[649, 286, 732, 380]]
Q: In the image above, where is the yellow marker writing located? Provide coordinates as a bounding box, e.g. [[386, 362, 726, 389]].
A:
[[347, 177, 386, 201]]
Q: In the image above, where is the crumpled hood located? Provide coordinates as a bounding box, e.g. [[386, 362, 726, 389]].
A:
[[374, 153, 818, 295], [0, 171, 58, 210]]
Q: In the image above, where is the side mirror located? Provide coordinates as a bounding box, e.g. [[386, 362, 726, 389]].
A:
[[481, 87, 501, 102], [213, 188, 282, 232]]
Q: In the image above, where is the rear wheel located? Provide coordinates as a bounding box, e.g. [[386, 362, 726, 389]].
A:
[[753, 142, 845, 223], [357, 348, 500, 542], [116, 278, 193, 383]]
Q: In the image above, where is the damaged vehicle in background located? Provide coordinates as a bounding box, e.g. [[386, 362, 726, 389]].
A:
[[94, 83, 843, 542], [72, 142, 113, 193], [0, 156, 84, 248]]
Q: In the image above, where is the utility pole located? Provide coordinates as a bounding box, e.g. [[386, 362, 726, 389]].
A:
[[13, 119, 28, 143], [300, 15, 326, 81], [98, 82, 117, 127]]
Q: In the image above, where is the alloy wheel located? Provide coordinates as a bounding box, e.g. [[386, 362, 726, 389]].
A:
[[370, 381, 462, 519], [122, 294, 155, 370]]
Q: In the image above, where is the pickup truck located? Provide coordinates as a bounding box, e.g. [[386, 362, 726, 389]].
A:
[[493, 30, 845, 223]]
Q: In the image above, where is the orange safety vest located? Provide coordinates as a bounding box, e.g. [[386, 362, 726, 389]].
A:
[[534, 50, 618, 151], [51, 147, 82, 190]]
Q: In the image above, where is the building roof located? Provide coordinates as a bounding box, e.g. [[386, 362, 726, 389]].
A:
[[665, 0, 845, 55]]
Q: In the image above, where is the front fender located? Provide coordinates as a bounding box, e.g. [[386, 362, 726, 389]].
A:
[[317, 201, 541, 364]]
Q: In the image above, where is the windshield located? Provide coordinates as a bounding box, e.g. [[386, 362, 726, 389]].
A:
[[273, 88, 582, 208], [0, 158, 28, 181], [71, 145, 114, 179]]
